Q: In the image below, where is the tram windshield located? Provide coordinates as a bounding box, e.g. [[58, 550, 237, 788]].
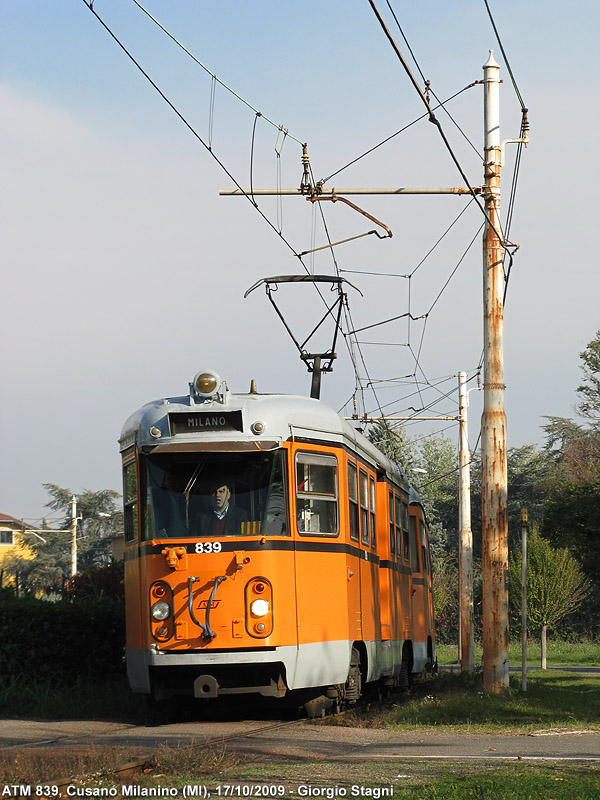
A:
[[142, 449, 288, 539]]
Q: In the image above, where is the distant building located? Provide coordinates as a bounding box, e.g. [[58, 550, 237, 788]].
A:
[[0, 513, 36, 590], [0, 513, 20, 547]]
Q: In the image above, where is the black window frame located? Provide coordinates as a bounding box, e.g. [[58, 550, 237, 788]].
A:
[[347, 460, 359, 543], [123, 458, 139, 543], [369, 475, 377, 550], [295, 450, 339, 538]]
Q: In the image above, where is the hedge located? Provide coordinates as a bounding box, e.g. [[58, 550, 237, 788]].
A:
[[0, 596, 125, 685]]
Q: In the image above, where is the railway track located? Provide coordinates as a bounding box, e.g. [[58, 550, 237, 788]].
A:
[[1, 715, 314, 794]]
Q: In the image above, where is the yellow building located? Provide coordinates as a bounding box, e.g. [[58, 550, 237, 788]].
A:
[[0, 513, 36, 589]]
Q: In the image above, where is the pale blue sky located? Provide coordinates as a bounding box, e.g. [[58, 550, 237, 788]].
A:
[[2, 1, 598, 520]]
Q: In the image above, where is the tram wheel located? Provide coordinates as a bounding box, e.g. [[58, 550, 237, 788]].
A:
[[399, 643, 413, 691], [344, 647, 362, 704]]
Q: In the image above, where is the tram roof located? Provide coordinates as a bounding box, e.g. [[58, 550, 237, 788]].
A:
[[120, 388, 408, 489]]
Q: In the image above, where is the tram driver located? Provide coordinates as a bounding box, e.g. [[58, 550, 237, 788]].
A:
[[194, 480, 248, 536]]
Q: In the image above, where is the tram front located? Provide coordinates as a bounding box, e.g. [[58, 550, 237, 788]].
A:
[[120, 370, 298, 703]]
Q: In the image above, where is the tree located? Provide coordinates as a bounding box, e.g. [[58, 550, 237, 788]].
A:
[[542, 481, 600, 584], [369, 424, 458, 563], [576, 329, 600, 424], [539, 332, 600, 586], [430, 553, 459, 644], [5, 486, 124, 596], [508, 529, 590, 667], [542, 416, 600, 484]]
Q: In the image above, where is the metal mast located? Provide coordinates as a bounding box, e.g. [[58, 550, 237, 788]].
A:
[[481, 51, 509, 695], [71, 495, 78, 577]]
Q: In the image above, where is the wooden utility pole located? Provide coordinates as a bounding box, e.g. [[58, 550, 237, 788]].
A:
[[458, 371, 474, 672], [481, 51, 509, 695]]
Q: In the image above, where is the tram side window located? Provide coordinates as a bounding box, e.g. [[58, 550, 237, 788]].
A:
[[296, 452, 339, 536], [388, 490, 395, 556], [347, 461, 359, 542], [409, 514, 420, 572], [402, 501, 410, 561], [359, 469, 370, 546], [123, 461, 138, 542], [394, 495, 403, 559], [369, 475, 377, 550], [420, 515, 429, 573]]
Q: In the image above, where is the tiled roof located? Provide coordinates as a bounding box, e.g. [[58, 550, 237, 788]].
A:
[[0, 513, 23, 525]]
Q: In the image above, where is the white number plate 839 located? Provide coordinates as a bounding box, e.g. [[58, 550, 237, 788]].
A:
[[195, 541, 222, 553]]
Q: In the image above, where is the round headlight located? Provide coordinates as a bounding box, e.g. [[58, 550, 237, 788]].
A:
[[251, 420, 266, 435], [152, 601, 170, 621], [193, 370, 221, 397], [251, 599, 270, 617]]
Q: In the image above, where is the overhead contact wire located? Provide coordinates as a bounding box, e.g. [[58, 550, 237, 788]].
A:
[[385, 0, 482, 160], [320, 83, 478, 185], [482, 0, 527, 110], [130, 0, 305, 145], [367, 0, 509, 249], [81, 1, 307, 266]]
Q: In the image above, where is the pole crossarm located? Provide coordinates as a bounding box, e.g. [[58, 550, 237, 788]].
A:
[[220, 187, 483, 196], [20, 528, 71, 534], [345, 415, 459, 422]]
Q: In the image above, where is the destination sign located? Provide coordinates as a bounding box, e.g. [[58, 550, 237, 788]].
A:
[[169, 411, 243, 435]]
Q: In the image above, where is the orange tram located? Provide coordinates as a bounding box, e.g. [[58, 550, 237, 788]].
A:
[[120, 370, 436, 715]]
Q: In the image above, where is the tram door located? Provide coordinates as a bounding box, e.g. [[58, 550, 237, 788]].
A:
[[293, 448, 351, 658], [346, 460, 363, 642], [357, 467, 380, 643]]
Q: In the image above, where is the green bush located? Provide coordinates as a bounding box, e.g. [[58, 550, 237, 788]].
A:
[[0, 595, 125, 686], [64, 560, 124, 601]]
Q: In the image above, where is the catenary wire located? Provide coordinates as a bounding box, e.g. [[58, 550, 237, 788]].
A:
[[409, 199, 475, 278], [250, 112, 261, 205], [385, 0, 482, 160], [482, 0, 527, 111], [367, 0, 512, 252], [423, 223, 484, 316], [482, 0, 529, 301], [320, 82, 479, 186], [81, 0, 373, 405], [81, 1, 306, 263], [308, 180, 379, 416], [85, 0, 489, 432], [130, 0, 305, 145]]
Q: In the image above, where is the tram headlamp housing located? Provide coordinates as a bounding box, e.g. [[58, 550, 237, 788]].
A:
[[245, 577, 273, 638], [151, 601, 171, 621], [193, 370, 221, 398]]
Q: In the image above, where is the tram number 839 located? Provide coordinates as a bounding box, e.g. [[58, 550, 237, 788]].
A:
[[195, 541, 223, 553]]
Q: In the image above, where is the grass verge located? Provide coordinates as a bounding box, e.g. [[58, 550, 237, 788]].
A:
[[8, 749, 597, 800], [131, 755, 600, 800], [437, 639, 600, 666], [343, 669, 600, 733]]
